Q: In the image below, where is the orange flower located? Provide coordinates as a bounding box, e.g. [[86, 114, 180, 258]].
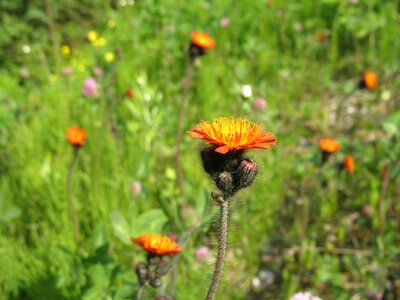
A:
[[125, 87, 134, 99], [191, 32, 215, 49], [363, 71, 378, 90], [187, 117, 276, 154], [132, 233, 183, 256], [344, 154, 355, 173], [316, 32, 326, 42], [66, 127, 87, 146], [319, 138, 340, 153]]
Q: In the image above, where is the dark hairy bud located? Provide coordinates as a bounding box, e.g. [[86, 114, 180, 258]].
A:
[[155, 260, 172, 278], [235, 158, 258, 189], [150, 278, 163, 288], [216, 171, 234, 196], [135, 262, 148, 283]]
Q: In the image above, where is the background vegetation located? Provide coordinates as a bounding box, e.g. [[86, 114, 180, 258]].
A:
[[0, 0, 399, 299]]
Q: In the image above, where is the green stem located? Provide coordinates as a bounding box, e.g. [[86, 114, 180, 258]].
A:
[[66, 147, 80, 242], [176, 61, 194, 205], [206, 197, 229, 300]]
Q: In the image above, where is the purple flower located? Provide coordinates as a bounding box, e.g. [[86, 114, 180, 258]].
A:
[[62, 67, 73, 76], [196, 246, 211, 262], [156, 296, 173, 300], [19, 68, 30, 79], [82, 77, 99, 96], [367, 290, 383, 300], [290, 292, 322, 300], [130, 180, 142, 196], [93, 67, 104, 77], [253, 98, 267, 111], [219, 18, 230, 27], [294, 22, 303, 32]]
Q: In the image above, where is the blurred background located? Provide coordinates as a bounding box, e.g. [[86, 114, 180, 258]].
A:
[[0, 0, 399, 299]]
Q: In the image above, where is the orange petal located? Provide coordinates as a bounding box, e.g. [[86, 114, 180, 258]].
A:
[[215, 145, 230, 154]]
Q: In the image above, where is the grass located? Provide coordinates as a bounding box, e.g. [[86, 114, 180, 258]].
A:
[[0, 0, 399, 299]]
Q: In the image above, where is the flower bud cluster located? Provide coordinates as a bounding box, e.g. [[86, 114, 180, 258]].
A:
[[135, 254, 172, 289], [201, 147, 258, 197]]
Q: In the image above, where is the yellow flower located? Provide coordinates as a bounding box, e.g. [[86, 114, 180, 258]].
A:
[[107, 19, 116, 28], [94, 37, 106, 47], [87, 31, 98, 43], [61, 45, 70, 55], [49, 74, 58, 82], [104, 51, 115, 62], [187, 117, 276, 154]]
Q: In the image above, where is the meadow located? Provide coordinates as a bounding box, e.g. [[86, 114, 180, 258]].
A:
[[0, 0, 399, 299]]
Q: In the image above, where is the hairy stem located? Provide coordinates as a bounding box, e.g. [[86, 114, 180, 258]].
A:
[[176, 61, 194, 204], [206, 198, 229, 300], [66, 147, 80, 242], [134, 284, 145, 300]]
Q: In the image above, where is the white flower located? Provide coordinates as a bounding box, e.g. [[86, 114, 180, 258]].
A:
[[290, 291, 322, 300], [22, 45, 31, 54], [241, 84, 253, 99]]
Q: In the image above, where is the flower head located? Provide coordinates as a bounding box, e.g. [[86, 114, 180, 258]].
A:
[[253, 98, 267, 110], [241, 84, 253, 99], [125, 87, 135, 99], [104, 51, 115, 62], [87, 31, 98, 43], [316, 31, 326, 41], [187, 117, 276, 154], [344, 154, 355, 173], [196, 246, 211, 262], [191, 31, 216, 49], [93, 67, 103, 77], [61, 45, 70, 55], [107, 19, 116, 28], [362, 71, 378, 90], [19, 68, 30, 79], [66, 127, 87, 147], [219, 18, 230, 27], [290, 291, 322, 300], [62, 67, 73, 76], [319, 138, 340, 153], [132, 233, 183, 256], [130, 180, 142, 196], [82, 77, 99, 96]]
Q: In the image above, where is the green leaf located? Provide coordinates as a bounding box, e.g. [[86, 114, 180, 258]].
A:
[[109, 211, 131, 245], [92, 222, 109, 250], [131, 209, 168, 237]]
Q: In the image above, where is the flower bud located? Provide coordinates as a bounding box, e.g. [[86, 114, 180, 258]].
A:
[[188, 43, 205, 58], [156, 296, 173, 300], [135, 262, 148, 283], [155, 260, 172, 277], [150, 278, 163, 288], [216, 171, 234, 196], [235, 159, 258, 189]]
